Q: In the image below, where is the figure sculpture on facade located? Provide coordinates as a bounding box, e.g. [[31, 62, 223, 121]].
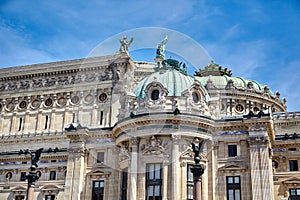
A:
[[30, 148, 43, 170], [156, 35, 168, 59], [119, 36, 133, 53], [192, 138, 202, 165]]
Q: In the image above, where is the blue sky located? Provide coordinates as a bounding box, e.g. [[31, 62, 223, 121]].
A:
[[0, 0, 299, 111]]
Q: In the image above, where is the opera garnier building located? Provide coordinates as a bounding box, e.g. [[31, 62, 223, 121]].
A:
[[0, 36, 299, 200]]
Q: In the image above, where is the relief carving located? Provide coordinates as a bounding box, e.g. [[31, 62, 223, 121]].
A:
[[7, 82, 17, 91], [119, 143, 130, 161], [20, 80, 30, 89], [142, 136, 166, 155], [44, 77, 56, 87], [0, 84, 5, 91], [57, 76, 69, 85], [32, 79, 43, 88]]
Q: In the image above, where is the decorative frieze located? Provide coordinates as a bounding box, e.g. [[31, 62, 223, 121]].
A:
[[0, 70, 113, 93]]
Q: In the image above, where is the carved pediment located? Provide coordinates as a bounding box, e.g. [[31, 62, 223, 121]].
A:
[[219, 162, 246, 171], [12, 185, 27, 192], [40, 184, 63, 191], [87, 167, 112, 176]]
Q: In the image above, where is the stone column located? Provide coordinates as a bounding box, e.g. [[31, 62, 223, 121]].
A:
[[171, 135, 181, 200], [249, 125, 274, 200], [129, 137, 139, 200]]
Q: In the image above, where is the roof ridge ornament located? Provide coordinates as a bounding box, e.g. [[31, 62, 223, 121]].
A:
[[195, 60, 232, 77]]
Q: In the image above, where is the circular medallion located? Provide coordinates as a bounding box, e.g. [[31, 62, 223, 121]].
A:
[[84, 94, 94, 104], [19, 100, 27, 109], [71, 96, 80, 105], [57, 97, 67, 106], [6, 102, 14, 111], [45, 98, 53, 107], [31, 99, 41, 109], [99, 93, 107, 102]]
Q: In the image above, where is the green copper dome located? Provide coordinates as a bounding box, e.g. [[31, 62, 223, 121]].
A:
[[134, 68, 195, 99]]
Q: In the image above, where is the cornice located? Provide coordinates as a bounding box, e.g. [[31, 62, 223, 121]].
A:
[[0, 132, 66, 144], [113, 112, 215, 138], [0, 54, 128, 80]]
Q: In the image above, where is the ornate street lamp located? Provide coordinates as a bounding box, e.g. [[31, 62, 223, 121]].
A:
[[23, 148, 43, 200], [191, 138, 206, 200]]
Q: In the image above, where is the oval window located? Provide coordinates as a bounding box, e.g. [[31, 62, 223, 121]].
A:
[[151, 90, 159, 101], [192, 92, 199, 103]]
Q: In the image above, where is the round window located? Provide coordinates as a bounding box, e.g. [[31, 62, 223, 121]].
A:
[[192, 92, 199, 103], [151, 90, 159, 101]]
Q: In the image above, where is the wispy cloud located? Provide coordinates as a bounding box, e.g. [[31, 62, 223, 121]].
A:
[[0, 19, 53, 67]]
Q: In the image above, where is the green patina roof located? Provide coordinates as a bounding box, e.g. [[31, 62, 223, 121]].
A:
[[134, 58, 271, 99], [195, 75, 265, 91], [194, 60, 271, 93], [134, 68, 195, 99]]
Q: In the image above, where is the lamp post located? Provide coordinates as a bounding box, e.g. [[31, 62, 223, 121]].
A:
[[191, 138, 205, 200], [25, 148, 43, 200]]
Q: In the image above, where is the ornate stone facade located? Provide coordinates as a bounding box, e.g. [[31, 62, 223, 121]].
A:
[[0, 43, 299, 200]]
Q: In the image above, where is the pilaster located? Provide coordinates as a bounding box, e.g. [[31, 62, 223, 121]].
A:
[[248, 125, 274, 200], [64, 129, 88, 200], [171, 134, 181, 200], [129, 137, 139, 200]]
